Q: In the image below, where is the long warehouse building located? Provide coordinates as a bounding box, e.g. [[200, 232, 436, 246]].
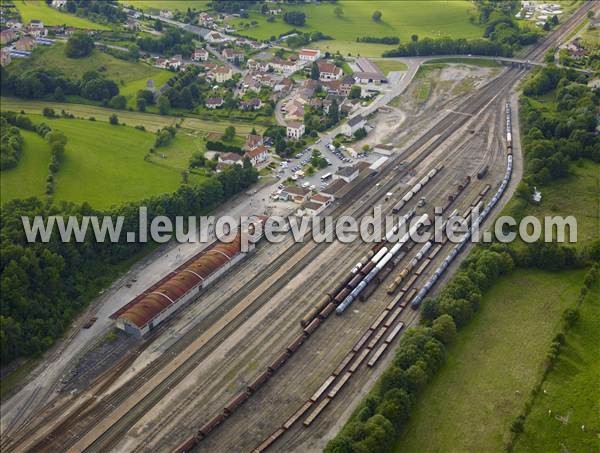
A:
[[111, 217, 268, 336]]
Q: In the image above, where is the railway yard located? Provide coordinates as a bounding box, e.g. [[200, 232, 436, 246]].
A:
[[0, 3, 593, 452]]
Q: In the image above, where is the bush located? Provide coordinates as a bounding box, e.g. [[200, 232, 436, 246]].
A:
[[65, 31, 94, 58], [109, 114, 119, 125]]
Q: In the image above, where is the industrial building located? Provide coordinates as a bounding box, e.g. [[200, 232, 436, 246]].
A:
[[111, 217, 267, 336]]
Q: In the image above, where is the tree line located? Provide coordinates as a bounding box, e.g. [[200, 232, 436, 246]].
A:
[[518, 67, 599, 194], [382, 37, 513, 58], [0, 160, 258, 363]]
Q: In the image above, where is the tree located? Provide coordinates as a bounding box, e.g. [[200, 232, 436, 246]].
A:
[[354, 128, 367, 140], [372, 10, 382, 22], [334, 6, 344, 18], [136, 97, 147, 112], [54, 86, 65, 101], [411, 34, 419, 42], [431, 314, 457, 345], [109, 95, 127, 110], [283, 11, 306, 26], [310, 62, 320, 80], [551, 15, 559, 25], [154, 19, 163, 31], [348, 85, 361, 99], [222, 126, 236, 142], [65, 32, 94, 58], [158, 95, 170, 115], [109, 114, 119, 125]]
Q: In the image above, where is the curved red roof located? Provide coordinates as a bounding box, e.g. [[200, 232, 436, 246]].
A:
[[118, 233, 243, 328]]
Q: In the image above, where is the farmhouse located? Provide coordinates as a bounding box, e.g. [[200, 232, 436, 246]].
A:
[[286, 122, 305, 139], [316, 60, 343, 81], [155, 55, 182, 70], [206, 97, 224, 109], [51, 0, 67, 7], [299, 48, 321, 62], [244, 145, 269, 166], [192, 48, 209, 61], [342, 115, 366, 137]]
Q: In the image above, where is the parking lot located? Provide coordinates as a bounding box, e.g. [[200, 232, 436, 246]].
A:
[[270, 141, 382, 201]]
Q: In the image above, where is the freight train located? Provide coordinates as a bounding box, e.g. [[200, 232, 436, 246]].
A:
[[392, 164, 444, 213], [410, 103, 514, 309]]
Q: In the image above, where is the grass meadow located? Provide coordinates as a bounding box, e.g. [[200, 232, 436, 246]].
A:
[[393, 268, 586, 452], [372, 59, 408, 75], [513, 282, 600, 452], [228, 1, 483, 57], [118, 1, 210, 12], [9, 44, 173, 107], [13, 0, 110, 29], [1, 113, 208, 208], [1, 129, 51, 203], [1, 98, 262, 134]]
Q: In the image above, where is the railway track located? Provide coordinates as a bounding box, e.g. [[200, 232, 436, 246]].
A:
[[7, 5, 591, 451], [23, 68, 519, 453], [21, 67, 519, 453]]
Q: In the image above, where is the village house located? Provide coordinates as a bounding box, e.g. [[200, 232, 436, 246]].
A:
[[26, 25, 48, 38], [206, 31, 228, 44], [159, 10, 173, 19], [209, 66, 234, 83], [51, 0, 67, 7], [0, 29, 17, 45], [0, 49, 12, 67], [206, 97, 224, 109], [565, 38, 587, 58], [192, 47, 209, 62], [274, 77, 293, 94], [247, 59, 270, 72], [125, 18, 138, 31], [14, 36, 36, 51], [311, 193, 334, 207], [286, 122, 305, 139], [281, 186, 311, 203], [316, 60, 343, 81], [218, 152, 243, 165], [298, 201, 326, 217], [197, 12, 214, 27], [299, 48, 321, 62], [271, 58, 299, 75], [342, 114, 366, 137], [244, 134, 263, 151], [240, 98, 262, 111], [28, 19, 44, 29], [155, 55, 182, 70], [335, 165, 359, 183], [340, 75, 355, 97], [222, 48, 245, 63], [244, 145, 269, 166]]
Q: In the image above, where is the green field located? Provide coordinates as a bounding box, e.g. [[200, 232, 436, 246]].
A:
[[372, 59, 408, 75], [118, 1, 210, 12], [394, 268, 586, 452], [2, 114, 207, 208], [13, 0, 110, 30], [1, 98, 262, 135], [502, 160, 600, 249], [8, 44, 173, 107], [514, 282, 600, 452], [424, 57, 502, 67], [1, 129, 51, 203], [228, 1, 483, 57]]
